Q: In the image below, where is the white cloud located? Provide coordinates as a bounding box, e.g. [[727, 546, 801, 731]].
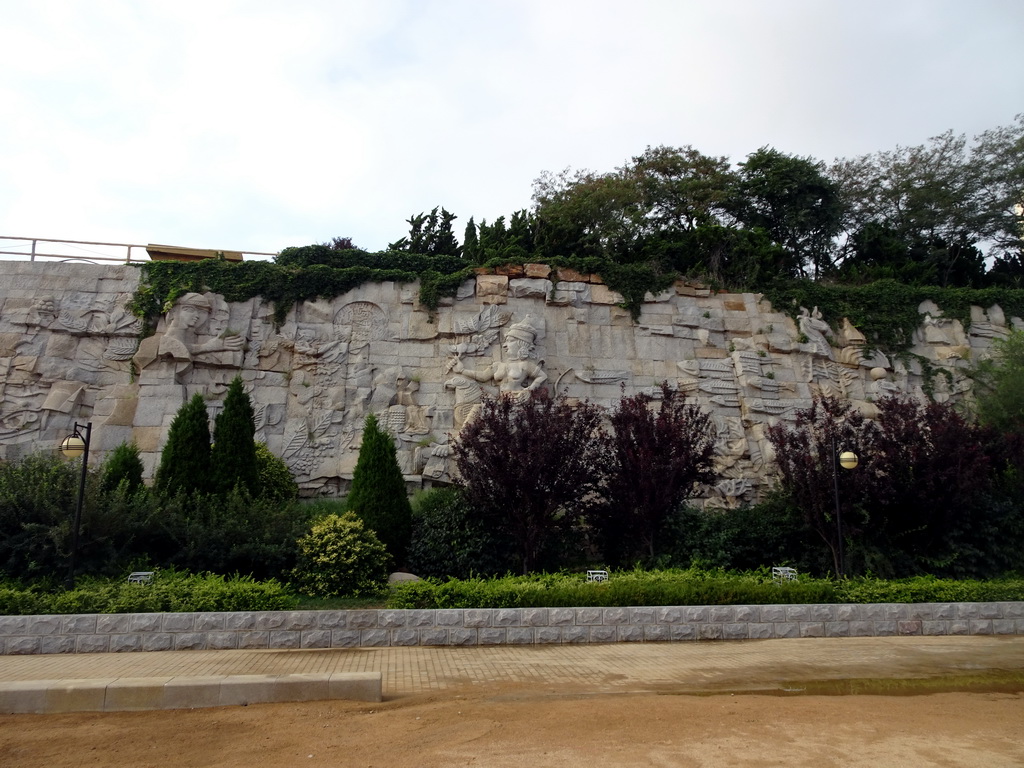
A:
[[1, 0, 1021, 254]]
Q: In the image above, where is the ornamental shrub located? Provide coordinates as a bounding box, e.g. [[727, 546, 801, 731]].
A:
[[290, 512, 391, 598], [254, 442, 299, 501], [407, 486, 510, 578]]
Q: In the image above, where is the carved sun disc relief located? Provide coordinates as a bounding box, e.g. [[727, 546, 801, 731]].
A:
[[335, 302, 387, 347]]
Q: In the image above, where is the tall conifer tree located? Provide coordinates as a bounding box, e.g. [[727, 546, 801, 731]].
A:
[[154, 393, 212, 497], [346, 413, 412, 565], [211, 376, 259, 496]]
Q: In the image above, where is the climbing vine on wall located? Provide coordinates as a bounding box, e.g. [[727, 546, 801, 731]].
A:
[[762, 279, 1024, 354]]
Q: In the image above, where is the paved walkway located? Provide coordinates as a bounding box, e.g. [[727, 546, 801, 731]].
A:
[[2, 635, 1022, 699]]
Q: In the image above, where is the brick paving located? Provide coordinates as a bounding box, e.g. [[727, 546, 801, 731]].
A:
[[1, 636, 1021, 698]]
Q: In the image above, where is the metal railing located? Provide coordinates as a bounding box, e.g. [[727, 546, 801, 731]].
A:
[[0, 235, 276, 264]]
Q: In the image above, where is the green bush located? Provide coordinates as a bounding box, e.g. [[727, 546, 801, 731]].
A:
[[101, 441, 145, 494], [210, 376, 259, 496], [290, 512, 391, 598], [407, 486, 509, 578], [385, 568, 1024, 609], [0, 570, 296, 615], [255, 442, 299, 501]]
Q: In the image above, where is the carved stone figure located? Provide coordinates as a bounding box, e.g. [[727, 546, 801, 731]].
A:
[[157, 293, 244, 373], [450, 314, 548, 401]]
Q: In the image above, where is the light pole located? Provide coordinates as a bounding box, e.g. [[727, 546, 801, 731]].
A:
[[831, 433, 858, 578], [60, 422, 92, 589]]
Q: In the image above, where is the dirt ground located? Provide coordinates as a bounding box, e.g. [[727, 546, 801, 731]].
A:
[[1, 685, 1022, 768]]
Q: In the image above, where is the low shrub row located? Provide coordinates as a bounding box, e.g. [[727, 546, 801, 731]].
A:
[[385, 570, 1024, 610], [0, 571, 297, 615], [3, 569, 1023, 616]]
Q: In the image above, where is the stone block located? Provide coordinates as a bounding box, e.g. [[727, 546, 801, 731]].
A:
[[748, 623, 775, 639], [697, 624, 723, 641], [948, 620, 970, 635], [105, 677, 174, 712], [774, 623, 799, 639], [590, 284, 625, 305], [670, 624, 697, 641], [617, 625, 645, 642], [46, 679, 113, 713], [163, 677, 223, 709], [163, 614, 196, 632], [684, 607, 710, 623], [358, 629, 390, 647], [25, 615, 62, 635], [329, 672, 382, 703], [476, 275, 508, 297], [575, 607, 603, 625], [110, 634, 145, 653], [219, 675, 279, 707], [799, 622, 825, 638], [522, 608, 550, 627], [77, 635, 111, 653], [207, 631, 239, 650], [509, 278, 552, 299], [6, 637, 41, 655], [897, 620, 922, 636], [418, 628, 448, 646], [825, 622, 850, 638], [299, 630, 332, 649], [710, 606, 737, 623], [535, 627, 561, 644], [969, 620, 994, 635], [464, 610, 492, 628], [478, 628, 506, 645], [723, 623, 749, 640], [435, 610, 464, 627], [992, 620, 1016, 635], [142, 633, 175, 651], [629, 607, 656, 625], [644, 624, 671, 642], [873, 621, 897, 636], [0, 681, 50, 714], [493, 609, 521, 627], [195, 613, 227, 631], [39, 636, 77, 654], [330, 630, 362, 648], [561, 626, 590, 644], [603, 607, 629, 625], [173, 633, 208, 651], [524, 263, 551, 278], [922, 621, 948, 636], [63, 615, 98, 634], [758, 605, 786, 623], [449, 628, 479, 646], [590, 626, 618, 643], [506, 627, 535, 645], [549, 608, 575, 626]]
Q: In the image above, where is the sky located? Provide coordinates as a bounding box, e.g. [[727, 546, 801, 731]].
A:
[[1, 0, 1022, 260]]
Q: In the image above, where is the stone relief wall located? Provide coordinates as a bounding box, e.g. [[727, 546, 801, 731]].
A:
[[0, 261, 1020, 508]]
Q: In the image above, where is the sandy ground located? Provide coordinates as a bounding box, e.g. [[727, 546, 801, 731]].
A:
[[2, 685, 1022, 768]]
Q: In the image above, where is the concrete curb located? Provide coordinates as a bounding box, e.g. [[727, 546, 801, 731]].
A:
[[0, 671, 382, 714]]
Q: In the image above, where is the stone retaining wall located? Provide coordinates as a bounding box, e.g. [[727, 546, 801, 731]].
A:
[[2, 602, 1022, 655]]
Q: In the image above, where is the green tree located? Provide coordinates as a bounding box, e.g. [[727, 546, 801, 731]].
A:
[[100, 441, 144, 494], [388, 206, 462, 257], [346, 413, 412, 566], [154, 393, 212, 497], [730, 147, 844, 279], [974, 330, 1024, 433], [210, 376, 259, 496]]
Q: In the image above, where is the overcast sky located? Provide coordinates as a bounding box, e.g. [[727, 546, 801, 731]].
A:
[[1, 0, 1021, 260]]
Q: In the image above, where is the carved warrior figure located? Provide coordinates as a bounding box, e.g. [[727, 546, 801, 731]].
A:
[[449, 314, 548, 401], [158, 293, 244, 371]]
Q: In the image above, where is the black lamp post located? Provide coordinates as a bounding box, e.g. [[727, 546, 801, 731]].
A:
[[60, 422, 92, 589], [831, 433, 858, 578]]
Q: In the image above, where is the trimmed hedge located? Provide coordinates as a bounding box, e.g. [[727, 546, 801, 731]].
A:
[[385, 569, 1024, 610], [0, 571, 296, 615]]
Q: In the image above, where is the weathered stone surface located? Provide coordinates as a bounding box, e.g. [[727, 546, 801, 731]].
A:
[[0, 262, 1008, 510]]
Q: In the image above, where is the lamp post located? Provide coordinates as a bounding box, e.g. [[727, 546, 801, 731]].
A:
[[831, 433, 858, 578], [60, 422, 92, 589]]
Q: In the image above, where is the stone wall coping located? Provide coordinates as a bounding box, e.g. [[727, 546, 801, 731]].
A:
[[1, 602, 1021, 655]]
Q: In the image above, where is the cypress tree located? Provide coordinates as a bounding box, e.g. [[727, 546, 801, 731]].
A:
[[211, 376, 259, 496], [154, 393, 212, 497], [101, 441, 145, 494], [346, 413, 412, 565]]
